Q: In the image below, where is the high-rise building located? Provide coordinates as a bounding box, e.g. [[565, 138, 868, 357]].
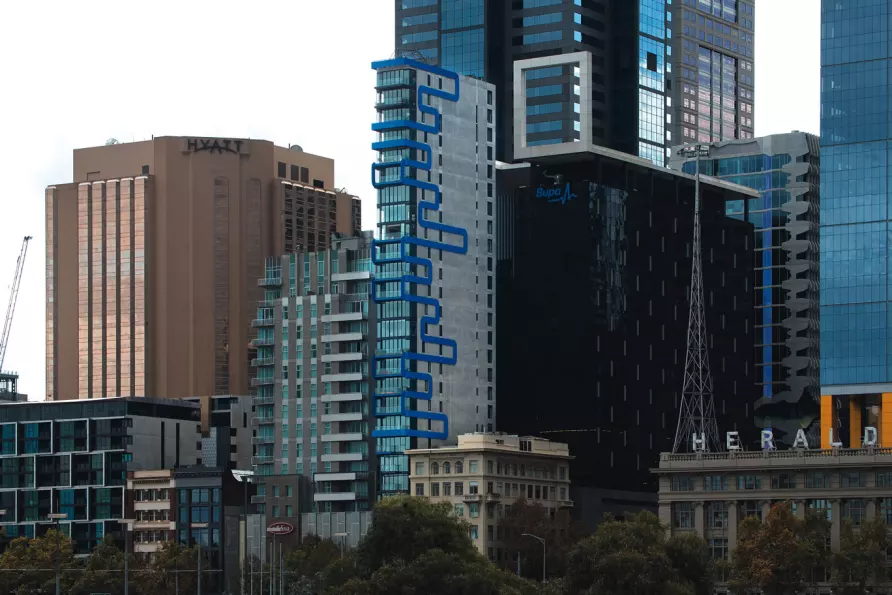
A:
[[667, 1, 756, 145], [496, 147, 757, 493], [819, 0, 892, 447], [46, 136, 361, 401], [251, 233, 376, 512], [372, 58, 496, 497], [669, 133, 821, 446], [395, 0, 755, 166]]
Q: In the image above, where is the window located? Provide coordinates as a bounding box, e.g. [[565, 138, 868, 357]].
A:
[[842, 499, 866, 526], [703, 475, 727, 491], [771, 474, 796, 489], [469, 481, 479, 494], [469, 503, 480, 518], [454, 503, 464, 517], [806, 472, 831, 488], [444, 462, 451, 474], [415, 483, 425, 496], [671, 476, 695, 491], [707, 502, 727, 529], [277, 162, 286, 178], [808, 499, 831, 521], [415, 461, 425, 476], [454, 482, 464, 496], [431, 462, 440, 475], [737, 475, 761, 490], [469, 460, 479, 473], [443, 482, 452, 496], [673, 502, 694, 528], [455, 461, 464, 474], [431, 482, 440, 497], [740, 500, 762, 520], [840, 472, 866, 488]]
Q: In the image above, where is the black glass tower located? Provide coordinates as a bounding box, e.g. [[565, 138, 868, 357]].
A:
[[496, 150, 757, 492]]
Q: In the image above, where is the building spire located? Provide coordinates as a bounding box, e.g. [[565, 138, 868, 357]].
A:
[[673, 145, 721, 453]]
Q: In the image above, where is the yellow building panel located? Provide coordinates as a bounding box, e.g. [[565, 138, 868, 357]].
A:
[[821, 395, 835, 449], [882, 394, 892, 448]]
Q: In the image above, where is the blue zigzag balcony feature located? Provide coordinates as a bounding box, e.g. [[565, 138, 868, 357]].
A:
[[370, 58, 467, 441]]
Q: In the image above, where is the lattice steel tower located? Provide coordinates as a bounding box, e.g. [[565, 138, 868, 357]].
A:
[[673, 145, 721, 453]]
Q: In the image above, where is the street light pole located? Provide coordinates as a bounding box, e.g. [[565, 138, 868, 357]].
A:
[[48, 513, 67, 595], [232, 470, 255, 595], [521, 533, 546, 582], [118, 519, 135, 595], [192, 522, 209, 595]]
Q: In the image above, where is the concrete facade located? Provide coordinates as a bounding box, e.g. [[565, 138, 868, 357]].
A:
[[46, 136, 361, 401], [408, 433, 572, 562], [656, 448, 892, 592]]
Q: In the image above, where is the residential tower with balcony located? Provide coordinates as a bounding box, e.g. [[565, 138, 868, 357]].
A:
[[251, 233, 376, 512]]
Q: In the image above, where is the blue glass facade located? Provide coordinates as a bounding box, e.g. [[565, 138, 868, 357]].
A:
[[820, 0, 892, 390], [637, 0, 668, 165]]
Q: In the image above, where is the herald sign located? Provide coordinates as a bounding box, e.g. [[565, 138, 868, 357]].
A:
[[690, 427, 880, 452]]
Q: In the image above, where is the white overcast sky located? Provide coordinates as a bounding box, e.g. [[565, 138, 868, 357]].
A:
[[0, 0, 819, 400]]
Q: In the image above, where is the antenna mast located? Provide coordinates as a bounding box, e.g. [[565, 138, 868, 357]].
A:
[[672, 146, 721, 453]]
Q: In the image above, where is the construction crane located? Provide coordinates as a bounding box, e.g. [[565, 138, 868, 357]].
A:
[[0, 236, 32, 372]]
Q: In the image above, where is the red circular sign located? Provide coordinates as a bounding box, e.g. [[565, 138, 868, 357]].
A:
[[267, 522, 295, 536]]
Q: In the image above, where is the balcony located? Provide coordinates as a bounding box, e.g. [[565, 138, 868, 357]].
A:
[[251, 318, 275, 328], [313, 472, 362, 482], [253, 394, 274, 405], [485, 492, 502, 503], [321, 352, 364, 363], [321, 412, 364, 423], [331, 271, 372, 282], [251, 377, 275, 387], [313, 492, 358, 502], [558, 500, 574, 508], [321, 312, 365, 323], [251, 454, 273, 465], [260, 299, 279, 308], [322, 332, 363, 343], [251, 357, 275, 367], [252, 416, 275, 426], [320, 372, 363, 383], [250, 494, 266, 504], [321, 452, 365, 463], [321, 392, 363, 403], [321, 433, 365, 443], [258, 276, 282, 287], [463, 493, 483, 503], [252, 435, 275, 445], [251, 338, 275, 347]]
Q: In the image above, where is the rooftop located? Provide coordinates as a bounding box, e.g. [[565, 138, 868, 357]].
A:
[[655, 448, 892, 473], [407, 432, 572, 458]]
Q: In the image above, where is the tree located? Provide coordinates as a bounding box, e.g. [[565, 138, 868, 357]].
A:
[[0, 529, 77, 595], [132, 540, 198, 595], [564, 511, 709, 595], [832, 516, 889, 595], [70, 535, 128, 595], [729, 502, 830, 595], [338, 549, 539, 595], [498, 498, 582, 580], [356, 496, 479, 572], [282, 535, 359, 594]]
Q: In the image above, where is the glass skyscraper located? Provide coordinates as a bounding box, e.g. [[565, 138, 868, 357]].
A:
[[819, 0, 892, 448], [395, 0, 754, 166], [671, 133, 821, 446], [372, 58, 495, 496]]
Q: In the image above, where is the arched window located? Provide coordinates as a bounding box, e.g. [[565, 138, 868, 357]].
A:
[[455, 461, 463, 474], [443, 462, 451, 474], [431, 462, 440, 475]]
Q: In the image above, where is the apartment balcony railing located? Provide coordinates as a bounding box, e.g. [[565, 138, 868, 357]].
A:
[[258, 276, 282, 287], [250, 377, 275, 387], [251, 338, 275, 347], [251, 318, 275, 328], [251, 357, 275, 367]]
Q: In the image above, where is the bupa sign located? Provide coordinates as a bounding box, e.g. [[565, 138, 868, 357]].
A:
[[266, 521, 295, 536], [536, 183, 576, 205]]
